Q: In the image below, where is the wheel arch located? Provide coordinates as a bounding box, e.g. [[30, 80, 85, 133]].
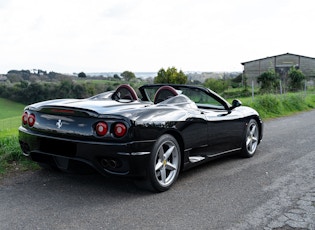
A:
[[163, 130, 185, 170], [251, 115, 263, 144], [241, 115, 263, 148]]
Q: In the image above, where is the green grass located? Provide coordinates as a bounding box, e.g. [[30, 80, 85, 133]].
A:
[[231, 92, 315, 119], [0, 98, 25, 119], [0, 116, 21, 133], [0, 98, 25, 132], [0, 98, 38, 176], [0, 136, 38, 175]]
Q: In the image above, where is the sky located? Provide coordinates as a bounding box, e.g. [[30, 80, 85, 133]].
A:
[[0, 0, 314, 74]]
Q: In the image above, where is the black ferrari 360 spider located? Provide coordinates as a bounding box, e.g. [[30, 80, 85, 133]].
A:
[[19, 84, 263, 192]]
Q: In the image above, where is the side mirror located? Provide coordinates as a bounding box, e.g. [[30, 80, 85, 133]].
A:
[[231, 99, 242, 109]]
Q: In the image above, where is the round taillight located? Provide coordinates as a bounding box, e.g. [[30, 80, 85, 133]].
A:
[[113, 123, 127, 137], [22, 112, 28, 125], [28, 114, 36, 127], [96, 122, 108, 136]]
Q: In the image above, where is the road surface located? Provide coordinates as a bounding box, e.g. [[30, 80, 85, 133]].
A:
[[0, 110, 314, 229]]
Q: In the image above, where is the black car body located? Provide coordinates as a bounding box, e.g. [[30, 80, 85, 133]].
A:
[[19, 84, 263, 192]]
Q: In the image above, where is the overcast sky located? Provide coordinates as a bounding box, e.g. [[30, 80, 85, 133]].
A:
[[0, 0, 314, 74]]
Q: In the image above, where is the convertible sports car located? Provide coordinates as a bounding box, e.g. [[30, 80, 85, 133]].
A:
[[19, 84, 263, 192]]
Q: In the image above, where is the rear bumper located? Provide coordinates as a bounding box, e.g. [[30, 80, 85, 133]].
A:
[[19, 127, 154, 178]]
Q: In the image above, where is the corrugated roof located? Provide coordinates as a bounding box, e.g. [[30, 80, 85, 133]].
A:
[[241, 53, 315, 65]]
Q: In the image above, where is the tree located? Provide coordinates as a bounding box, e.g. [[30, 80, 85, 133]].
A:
[[78, 72, 87, 78], [287, 67, 305, 91], [113, 74, 121, 80], [154, 67, 187, 84], [58, 79, 73, 98], [257, 69, 279, 93], [231, 73, 245, 88], [203, 78, 229, 93], [26, 82, 46, 103], [72, 83, 86, 98], [121, 71, 136, 81]]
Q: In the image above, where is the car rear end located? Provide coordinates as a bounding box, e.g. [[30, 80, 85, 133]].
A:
[[19, 105, 154, 177]]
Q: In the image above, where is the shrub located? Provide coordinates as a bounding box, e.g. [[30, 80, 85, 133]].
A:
[[204, 78, 229, 93], [257, 69, 279, 93], [243, 93, 315, 119], [222, 89, 251, 99], [255, 94, 282, 116], [288, 67, 305, 92]]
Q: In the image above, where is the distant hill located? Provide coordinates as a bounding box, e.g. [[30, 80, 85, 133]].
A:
[[87, 71, 241, 83], [87, 72, 157, 79], [3, 69, 75, 83], [187, 72, 241, 83], [1, 69, 241, 84]]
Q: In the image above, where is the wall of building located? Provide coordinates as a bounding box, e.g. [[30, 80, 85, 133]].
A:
[[242, 53, 315, 86], [299, 56, 315, 76]]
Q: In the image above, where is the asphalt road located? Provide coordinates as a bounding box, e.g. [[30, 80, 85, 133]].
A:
[[0, 110, 314, 230]]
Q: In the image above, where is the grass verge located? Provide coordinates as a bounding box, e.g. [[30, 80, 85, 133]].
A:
[[0, 136, 39, 178], [233, 92, 315, 119]]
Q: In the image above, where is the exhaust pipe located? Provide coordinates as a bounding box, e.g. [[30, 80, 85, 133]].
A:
[[101, 159, 109, 168], [19, 141, 30, 156], [108, 159, 118, 168], [100, 158, 119, 169]]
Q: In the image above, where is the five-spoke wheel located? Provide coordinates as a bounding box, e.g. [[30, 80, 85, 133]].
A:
[[240, 119, 259, 158], [147, 134, 181, 192]]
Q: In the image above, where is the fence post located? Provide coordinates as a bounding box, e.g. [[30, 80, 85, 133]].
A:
[[252, 80, 254, 101]]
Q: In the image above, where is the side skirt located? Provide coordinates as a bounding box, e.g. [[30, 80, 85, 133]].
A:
[[182, 148, 241, 171]]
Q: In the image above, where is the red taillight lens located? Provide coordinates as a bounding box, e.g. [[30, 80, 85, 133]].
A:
[[113, 123, 127, 137], [28, 114, 36, 127], [96, 122, 108, 136], [22, 112, 28, 125]]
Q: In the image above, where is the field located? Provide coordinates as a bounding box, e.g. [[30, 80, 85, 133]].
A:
[[0, 98, 25, 118], [0, 98, 25, 137], [0, 98, 38, 175]]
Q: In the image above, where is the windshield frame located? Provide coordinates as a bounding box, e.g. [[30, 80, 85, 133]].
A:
[[139, 84, 231, 110]]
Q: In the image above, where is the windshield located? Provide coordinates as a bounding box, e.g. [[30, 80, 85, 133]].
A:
[[140, 85, 229, 110]]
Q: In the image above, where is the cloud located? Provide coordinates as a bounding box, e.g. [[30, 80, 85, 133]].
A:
[[0, 0, 314, 73]]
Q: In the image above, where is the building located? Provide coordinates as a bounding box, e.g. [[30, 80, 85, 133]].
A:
[[0, 75, 7, 82], [241, 53, 315, 86]]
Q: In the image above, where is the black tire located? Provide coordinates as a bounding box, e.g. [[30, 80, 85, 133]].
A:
[[146, 134, 181, 192], [240, 119, 259, 158]]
